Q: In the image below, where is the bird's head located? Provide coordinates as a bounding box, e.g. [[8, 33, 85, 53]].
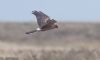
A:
[[54, 23, 58, 29]]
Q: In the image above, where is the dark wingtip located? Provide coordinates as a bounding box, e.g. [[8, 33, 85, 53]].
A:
[[32, 10, 38, 14]]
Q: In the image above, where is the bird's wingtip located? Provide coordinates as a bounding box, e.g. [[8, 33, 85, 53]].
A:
[[32, 10, 38, 14]]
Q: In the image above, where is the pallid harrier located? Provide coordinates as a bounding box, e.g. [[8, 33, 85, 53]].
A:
[[26, 10, 58, 34]]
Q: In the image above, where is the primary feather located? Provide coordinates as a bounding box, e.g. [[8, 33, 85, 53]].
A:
[[25, 10, 58, 34]]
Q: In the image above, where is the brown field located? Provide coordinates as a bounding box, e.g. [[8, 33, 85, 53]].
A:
[[0, 22, 100, 60]]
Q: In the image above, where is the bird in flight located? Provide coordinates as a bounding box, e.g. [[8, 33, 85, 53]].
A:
[[25, 10, 58, 34]]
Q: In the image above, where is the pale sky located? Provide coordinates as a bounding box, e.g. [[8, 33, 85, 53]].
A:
[[0, 0, 100, 22]]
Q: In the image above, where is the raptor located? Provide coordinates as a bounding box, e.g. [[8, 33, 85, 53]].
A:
[[26, 10, 58, 34]]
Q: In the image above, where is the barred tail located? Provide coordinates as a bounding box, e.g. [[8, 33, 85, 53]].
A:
[[25, 30, 37, 34]]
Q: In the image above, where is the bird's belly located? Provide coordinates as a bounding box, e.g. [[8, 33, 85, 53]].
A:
[[41, 25, 55, 31]]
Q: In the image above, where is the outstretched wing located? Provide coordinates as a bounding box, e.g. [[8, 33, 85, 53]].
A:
[[47, 19, 57, 25], [32, 10, 50, 28]]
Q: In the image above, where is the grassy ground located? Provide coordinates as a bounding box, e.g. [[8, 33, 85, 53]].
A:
[[0, 41, 100, 60], [0, 22, 100, 60]]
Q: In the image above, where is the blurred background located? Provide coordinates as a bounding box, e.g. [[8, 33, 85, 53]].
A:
[[0, 0, 100, 60], [0, 0, 100, 22]]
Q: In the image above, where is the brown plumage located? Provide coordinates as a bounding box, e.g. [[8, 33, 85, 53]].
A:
[[26, 10, 58, 34]]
